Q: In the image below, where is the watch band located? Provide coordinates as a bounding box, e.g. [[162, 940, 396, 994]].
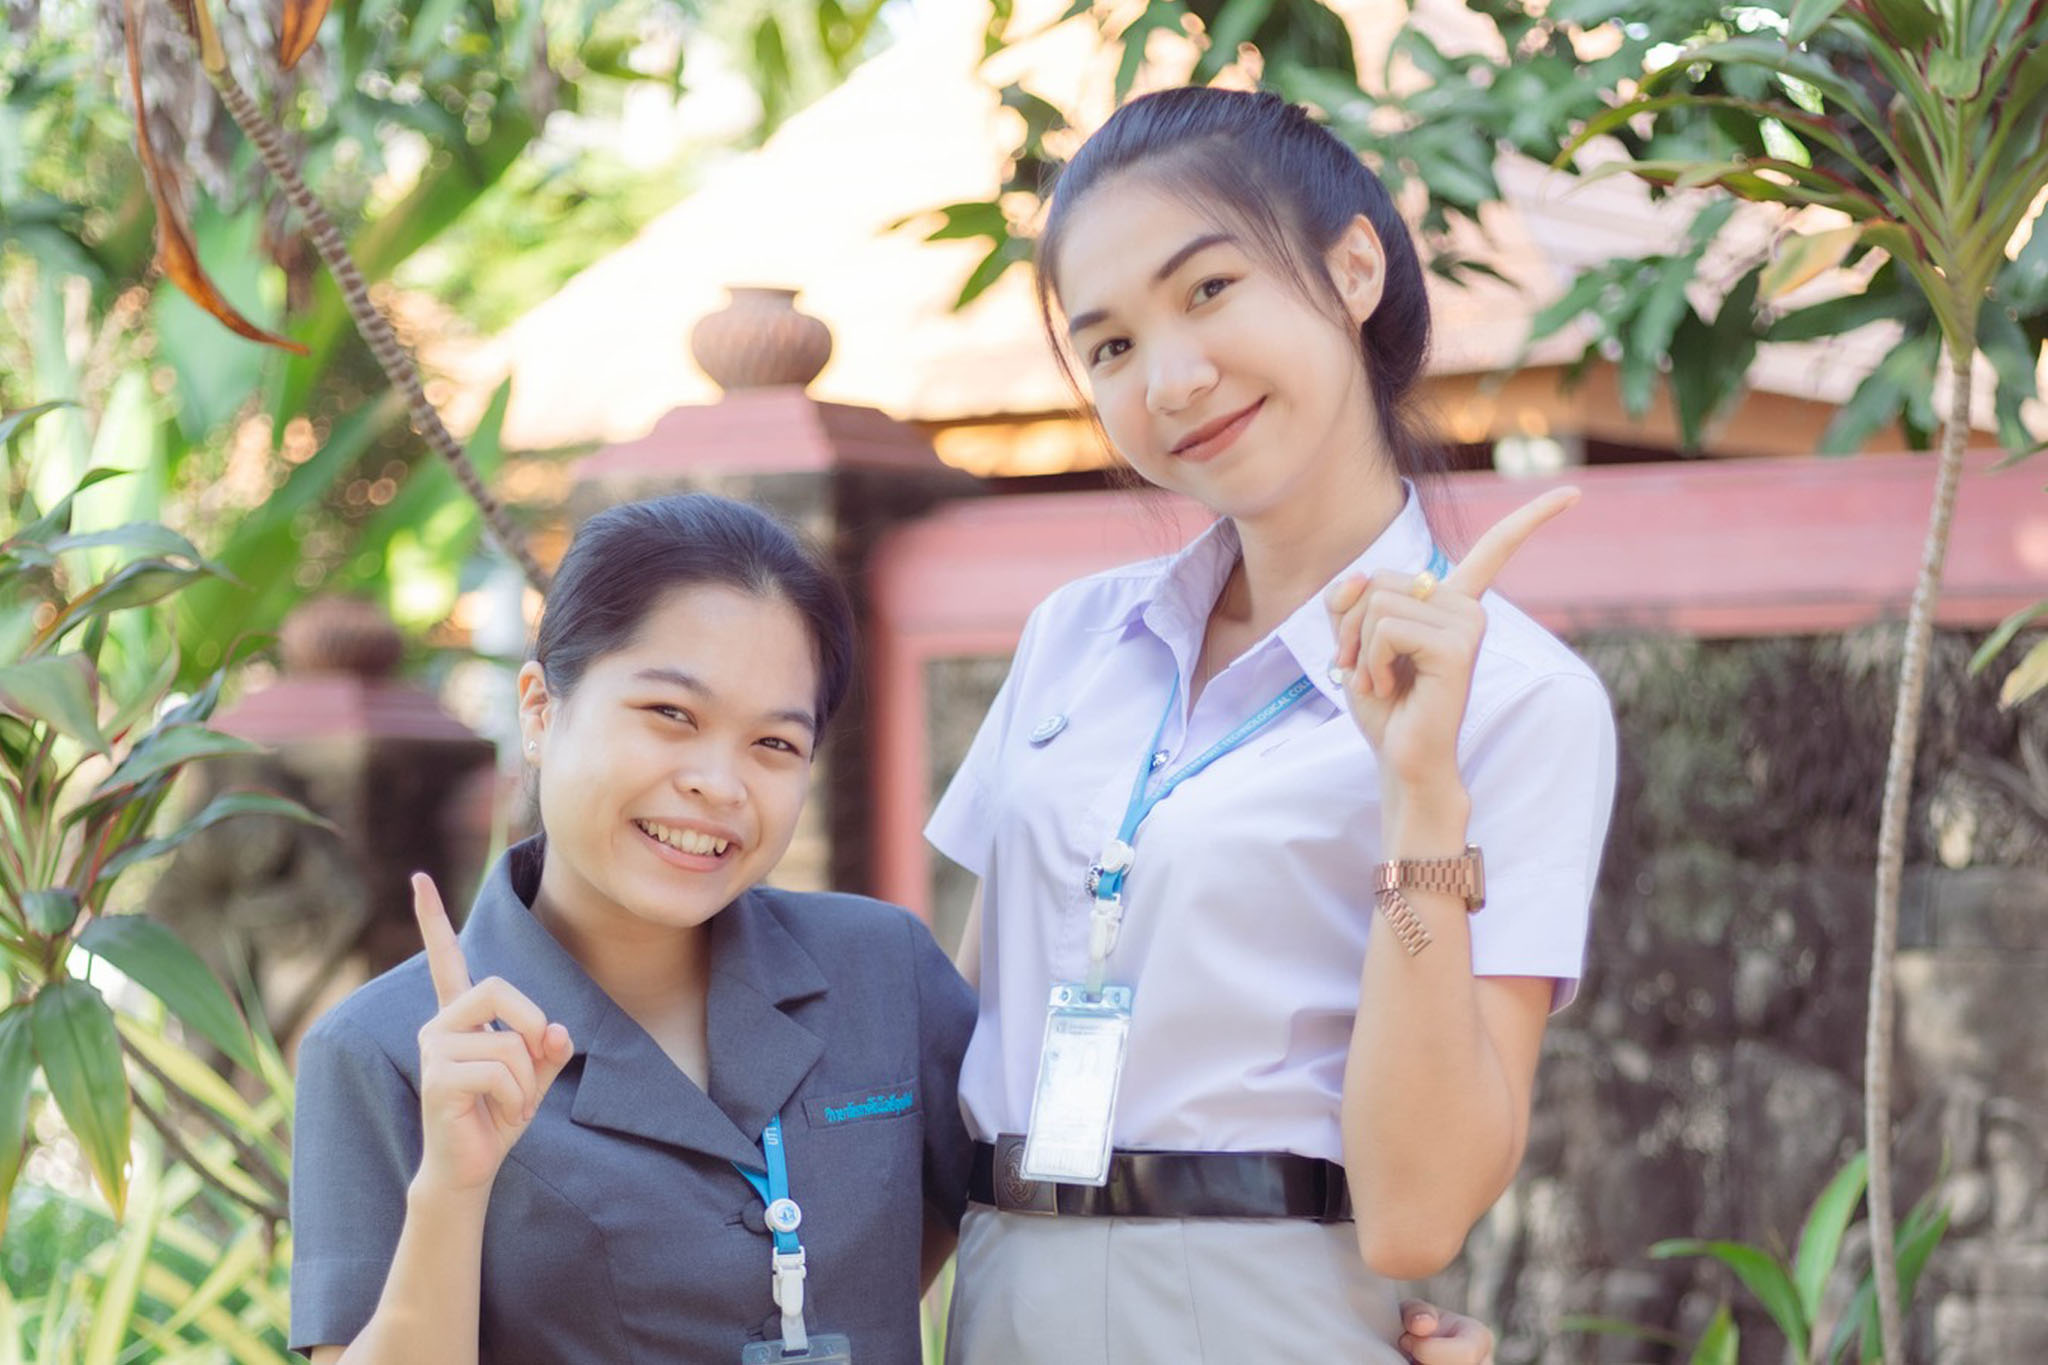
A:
[[1373, 887, 1434, 956], [1372, 844, 1486, 912]]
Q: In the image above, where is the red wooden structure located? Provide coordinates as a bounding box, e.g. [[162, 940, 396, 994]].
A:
[[866, 452, 2048, 917]]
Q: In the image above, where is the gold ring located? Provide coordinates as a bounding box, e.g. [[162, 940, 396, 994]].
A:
[[1410, 570, 1438, 603]]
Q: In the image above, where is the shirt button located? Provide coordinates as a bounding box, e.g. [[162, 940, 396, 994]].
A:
[[1029, 714, 1069, 745], [740, 1204, 767, 1234]]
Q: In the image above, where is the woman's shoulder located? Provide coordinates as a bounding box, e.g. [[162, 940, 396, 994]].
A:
[[1470, 591, 1613, 726], [745, 888, 966, 1008], [748, 886, 937, 957], [300, 953, 437, 1062], [1018, 552, 1182, 642]]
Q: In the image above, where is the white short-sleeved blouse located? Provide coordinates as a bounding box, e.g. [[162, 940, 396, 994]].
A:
[[925, 490, 1618, 1163]]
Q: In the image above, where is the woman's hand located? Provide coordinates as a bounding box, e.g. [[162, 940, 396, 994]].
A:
[[1398, 1299, 1496, 1364], [411, 873, 574, 1195], [1325, 488, 1578, 801]]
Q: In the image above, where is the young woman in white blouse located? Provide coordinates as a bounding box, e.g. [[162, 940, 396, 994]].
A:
[[926, 86, 1618, 1363]]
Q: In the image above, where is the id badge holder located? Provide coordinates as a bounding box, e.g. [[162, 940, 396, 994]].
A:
[[1019, 983, 1134, 1185], [741, 1333, 853, 1363]]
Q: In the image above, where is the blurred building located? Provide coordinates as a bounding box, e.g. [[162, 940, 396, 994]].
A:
[[422, 4, 2048, 1356]]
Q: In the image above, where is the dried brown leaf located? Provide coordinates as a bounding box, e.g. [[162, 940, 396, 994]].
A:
[[122, 0, 307, 355], [278, 0, 331, 71]]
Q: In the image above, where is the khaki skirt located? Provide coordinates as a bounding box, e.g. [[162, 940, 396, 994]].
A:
[[943, 1207, 1406, 1364]]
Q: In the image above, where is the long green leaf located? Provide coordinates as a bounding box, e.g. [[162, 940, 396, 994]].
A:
[[0, 1281, 21, 1365], [103, 646, 181, 746], [150, 1219, 269, 1341], [96, 789, 330, 885], [0, 1005, 38, 1240], [1971, 579, 2048, 676], [1795, 1151, 1869, 1324], [1789, 0, 1852, 41], [1645, 38, 1892, 146], [114, 1015, 280, 1156], [1864, 0, 1941, 49], [84, 725, 263, 804], [0, 656, 106, 751], [135, 1261, 288, 1363], [29, 980, 130, 1216], [1689, 1304, 1739, 1365], [1651, 1238, 1808, 1343], [1998, 637, 2048, 707], [81, 1142, 158, 1365], [77, 916, 258, 1073], [1761, 226, 1863, 300], [46, 523, 209, 567], [0, 400, 80, 454]]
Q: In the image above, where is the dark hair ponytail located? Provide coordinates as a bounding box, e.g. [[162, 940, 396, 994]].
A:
[[534, 494, 855, 734], [1037, 86, 1449, 501]]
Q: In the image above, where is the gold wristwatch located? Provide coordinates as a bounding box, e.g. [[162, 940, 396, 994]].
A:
[[1371, 845, 1486, 956]]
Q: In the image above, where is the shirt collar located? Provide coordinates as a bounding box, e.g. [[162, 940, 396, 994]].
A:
[[1281, 483, 1438, 711], [461, 839, 832, 1166]]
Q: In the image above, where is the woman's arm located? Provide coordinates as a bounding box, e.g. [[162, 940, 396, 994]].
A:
[[1325, 491, 1586, 1278], [309, 1180, 494, 1365], [304, 876, 572, 1363], [1340, 779, 1550, 1278]]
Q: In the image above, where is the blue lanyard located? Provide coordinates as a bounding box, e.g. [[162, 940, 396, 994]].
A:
[[733, 1116, 810, 1350], [732, 1116, 800, 1256], [1081, 545, 1451, 993], [1090, 671, 1316, 904]]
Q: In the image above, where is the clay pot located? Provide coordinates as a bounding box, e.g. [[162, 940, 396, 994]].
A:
[[688, 286, 833, 392], [280, 596, 404, 677]]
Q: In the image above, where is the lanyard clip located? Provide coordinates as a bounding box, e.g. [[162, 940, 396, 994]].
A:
[[1086, 838, 1136, 898], [771, 1246, 808, 1352], [1085, 896, 1124, 996]]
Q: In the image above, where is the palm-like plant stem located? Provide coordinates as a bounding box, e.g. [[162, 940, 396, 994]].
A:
[[1866, 333, 1974, 1365], [201, 64, 551, 593]]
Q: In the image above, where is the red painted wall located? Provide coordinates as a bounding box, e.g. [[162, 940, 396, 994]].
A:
[[866, 454, 2048, 916]]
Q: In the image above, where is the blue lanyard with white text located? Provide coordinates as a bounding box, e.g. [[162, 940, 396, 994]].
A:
[[1081, 543, 1453, 996], [732, 1116, 811, 1352], [1082, 672, 1313, 994]]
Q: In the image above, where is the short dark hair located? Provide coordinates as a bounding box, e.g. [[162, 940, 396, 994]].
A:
[[1037, 86, 1448, 496], [533, 494, 855, 734]]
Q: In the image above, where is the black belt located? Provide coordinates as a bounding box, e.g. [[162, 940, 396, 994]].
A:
[[968, 1136, 1353, 1222]]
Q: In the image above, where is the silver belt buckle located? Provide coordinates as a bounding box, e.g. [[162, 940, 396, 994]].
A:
[[994, 1135, 1060, 1215]]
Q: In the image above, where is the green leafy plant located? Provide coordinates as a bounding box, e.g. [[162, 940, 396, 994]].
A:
[[1565, 1153, 1951, 1365], [4, 1001, 298, 1364], [1549, 7, 2048, 1357], [0, 403, 322, 1228]]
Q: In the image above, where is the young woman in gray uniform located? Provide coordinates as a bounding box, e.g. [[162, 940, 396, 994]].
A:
[[290, 495, 977, 1364], [928, 88, 1618, 1362]]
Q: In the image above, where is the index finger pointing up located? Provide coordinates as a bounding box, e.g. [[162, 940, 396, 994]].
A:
[[1445, 485, 1580, 599], [413, 871, 472, 1008]]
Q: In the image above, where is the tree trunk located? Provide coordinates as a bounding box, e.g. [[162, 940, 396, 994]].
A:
[[1866, 337, 1973, 1365]]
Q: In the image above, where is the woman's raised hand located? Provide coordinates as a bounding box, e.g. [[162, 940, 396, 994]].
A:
[[1325, 488, 1579, 796], [411, 873, 574, 1194]]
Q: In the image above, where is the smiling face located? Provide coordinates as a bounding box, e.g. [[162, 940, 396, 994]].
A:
[[1054, 180, 1391, 526], [518, 583, 821, 943]]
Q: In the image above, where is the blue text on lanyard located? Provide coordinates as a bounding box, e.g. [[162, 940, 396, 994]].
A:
[[733, 1116, 811, 1351]]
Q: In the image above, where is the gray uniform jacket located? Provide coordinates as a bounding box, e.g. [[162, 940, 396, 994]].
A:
[[289, 839, 976, 1364]]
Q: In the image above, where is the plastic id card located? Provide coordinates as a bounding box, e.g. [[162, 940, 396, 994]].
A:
[[1019, 983, 1134, 1186], [741, 1333, 853, 1363]]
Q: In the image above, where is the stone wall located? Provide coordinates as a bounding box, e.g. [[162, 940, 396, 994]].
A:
[[924, 629, 2048, 1363]]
